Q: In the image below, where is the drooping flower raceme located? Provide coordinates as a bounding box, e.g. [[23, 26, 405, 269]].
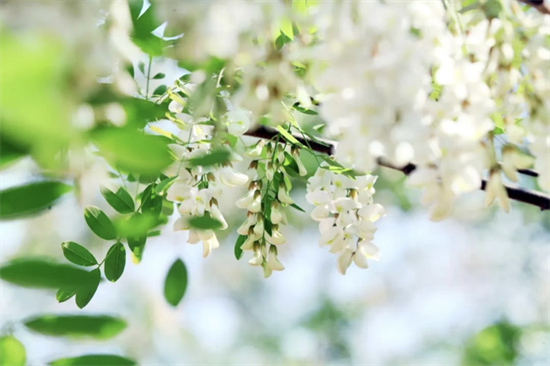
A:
[[306, 167, 385, 275]]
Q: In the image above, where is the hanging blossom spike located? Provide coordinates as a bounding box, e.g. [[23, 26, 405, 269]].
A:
[[306, 164, 385, 275]]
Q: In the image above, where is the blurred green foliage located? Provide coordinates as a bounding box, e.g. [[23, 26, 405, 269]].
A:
[[462, 321, 521, 366]]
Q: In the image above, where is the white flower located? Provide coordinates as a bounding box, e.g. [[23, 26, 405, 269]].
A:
[[266, 227, 286, 245], [224, 108, 252, 136], [270, 201, 286, 225], [188, 229, 220, 258], [246, 140, 265, 158], [267, 246, 285, 271], [485, 172, 510, 213], [179, 187, 212, 217], [337, 250, 353, 275], [218, 166, 249, 187], [277, 185, 294, 205], [249, 243, 263, 266], [236, 189, 261, 212], [358, 204, 385, 222], [237, 214, 257, 235], [173, 215, 191, 231], [210, 204, 228, 230]]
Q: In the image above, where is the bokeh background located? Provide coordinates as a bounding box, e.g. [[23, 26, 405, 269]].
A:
[[1, 158, 549, 365], [1, 1, 549, 364]]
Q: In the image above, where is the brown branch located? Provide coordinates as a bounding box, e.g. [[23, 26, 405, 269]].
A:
[[245, 126, 550, 211], [518, 0, 550, 15]]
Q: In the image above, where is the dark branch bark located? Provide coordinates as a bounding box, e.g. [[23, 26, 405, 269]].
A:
[[245, 126, 550, 211], [518, 0, 550, 15]]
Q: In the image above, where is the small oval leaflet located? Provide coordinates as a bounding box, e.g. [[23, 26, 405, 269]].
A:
[[61, 242, 97, 267], [100, 186, 134, 214], [75, 268, 101, 309], [164, 258, 188, 307], [105, 242, 126, 282], [84, 206, 117, 240]]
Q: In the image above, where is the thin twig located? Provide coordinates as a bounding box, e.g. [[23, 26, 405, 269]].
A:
[[244, 126, 550, 211]]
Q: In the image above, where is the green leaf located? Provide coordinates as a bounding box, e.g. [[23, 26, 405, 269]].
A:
[[0, 336, 26, 366], [152, 72, 165, 79], [188, 149, 231, 167], [154, 176, 177, 195], [1, 33, 73, 170], [0, 259, 95, 289], [49, 354, 136, 366], [114, 212, 156, 238], [459, 0, 479, 13], [153, 85, 167, 96], [84, 206, 117, 240], [61, 242, 97, 267], [319, 155, 359, 179], [56, 288, 77, 303], [105, 243, 126, 283], [122, 98, 166, 129], [100, 186, 134, 214], [92, 128, 173, 175], [292, 102, 318, 115], [0, 181, 72, 220], [234, 235, 246, 260], [127, 235, 146, 263], [164, 259, 188, 307], [290, 203, 306, 213], [24, 315, 126, 340], [283, 152, 299, 175], [188, 215, 223, 231], [276, 125, 306, 149], [75, 268, 101, 309], [141, 190, 162, 221], [0, 136, 28, 169]]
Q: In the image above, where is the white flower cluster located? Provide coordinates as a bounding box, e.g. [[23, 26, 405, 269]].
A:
[[164, 94, 249, 257], [234, 141, 304, 278], [306, 167, 385, 275]]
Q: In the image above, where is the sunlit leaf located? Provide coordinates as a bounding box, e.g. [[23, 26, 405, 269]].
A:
[[48, 354, 136, 366], [0, 181, 72, 220], [152, 72, 165, 79], [24, 315, 126, 340], [0, 336, 26, 366], [127, 235, 146, 263], [61, 242, 97, 267], [0, 32, 73, 169], [56, 288, 77, 303], [84, 206, 117, 240], [154, 176, 177, 195], [92, 128, 173, 175], [100, 186, 134, 214], [0, 259, 94, 289], [276, 125, 306, 149], [164, 259, 188, 307], [122, 98, 167, 129], [105, 243, 126, 282]]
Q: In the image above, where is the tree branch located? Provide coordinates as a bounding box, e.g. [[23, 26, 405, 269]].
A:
[[518, 0, 550, 15], [245, 126, 550, 211]]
